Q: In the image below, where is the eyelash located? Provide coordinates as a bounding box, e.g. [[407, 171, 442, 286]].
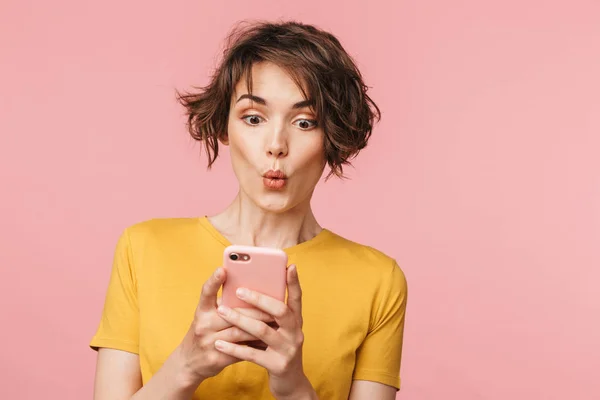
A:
[[241, 115, 318, 130]]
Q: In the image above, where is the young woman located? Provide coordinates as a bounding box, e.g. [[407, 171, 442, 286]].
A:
[[91, 20, 407, 400]]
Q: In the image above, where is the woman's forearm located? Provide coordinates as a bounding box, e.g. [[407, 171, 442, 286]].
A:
[[131, 345, 202, 400], [275, 376, 319, 400]]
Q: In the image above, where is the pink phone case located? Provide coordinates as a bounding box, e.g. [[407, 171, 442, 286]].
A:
[[222, 245, 288, 309]]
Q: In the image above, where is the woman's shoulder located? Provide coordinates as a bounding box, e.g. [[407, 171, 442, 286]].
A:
[[318, 230, 407, 295], [321, 229, 404, 274], [324, 229, 393, 260]]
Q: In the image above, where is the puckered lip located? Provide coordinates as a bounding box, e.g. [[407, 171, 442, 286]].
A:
[[263, 170, 287, 179]]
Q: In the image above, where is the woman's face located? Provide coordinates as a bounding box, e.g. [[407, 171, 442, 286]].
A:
[[225, 62, 326, 213]]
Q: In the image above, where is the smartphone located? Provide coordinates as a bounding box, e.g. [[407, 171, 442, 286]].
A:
[[222, 245, 288, 309]]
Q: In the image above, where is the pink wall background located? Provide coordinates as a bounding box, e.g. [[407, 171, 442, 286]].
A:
[[1, 1, 599, 398]]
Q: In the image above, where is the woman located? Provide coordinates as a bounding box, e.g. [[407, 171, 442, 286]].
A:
[[91, 20, 407, 400]]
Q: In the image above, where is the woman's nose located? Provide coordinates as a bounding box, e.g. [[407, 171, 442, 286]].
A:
[[267, 144, 288, 157], [266, 129, 288, 158]]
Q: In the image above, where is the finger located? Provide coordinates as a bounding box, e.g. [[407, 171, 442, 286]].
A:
[[286, 265, 303, 326], [217, 301, 273, 323], [217, 305, 281, 348], [204, 312, 234, 332], [216, 326, 259, 344], [211, 305, 273, 332], [208, 314, 277, 333], [214, 340, 275, 370], [236, 307, 275, 323], [235, 287, 296, 329], [198, 268, 226, 312]]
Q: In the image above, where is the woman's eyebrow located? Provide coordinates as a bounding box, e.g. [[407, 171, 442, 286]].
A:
[[236, 94, 314, 109]]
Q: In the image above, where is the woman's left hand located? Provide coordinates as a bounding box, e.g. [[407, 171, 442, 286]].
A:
[[214, 264, 317, 400]]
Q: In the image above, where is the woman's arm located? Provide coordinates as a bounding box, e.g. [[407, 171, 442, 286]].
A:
[[93, 348, 142, 400], [93, 347, 198, 400], [348, 380, 397, 400], [93, 267, 272, 400]]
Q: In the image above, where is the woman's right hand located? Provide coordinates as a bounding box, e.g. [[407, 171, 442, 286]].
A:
[[176, 267, 272, 386]]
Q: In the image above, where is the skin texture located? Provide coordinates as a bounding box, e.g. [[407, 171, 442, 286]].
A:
[[208, 61, 327, 250], [226, 62, 326, 217], [93, 62, 397, 400]]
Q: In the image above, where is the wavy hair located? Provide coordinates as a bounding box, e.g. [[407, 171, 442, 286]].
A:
[[176, 20, 381, 178]]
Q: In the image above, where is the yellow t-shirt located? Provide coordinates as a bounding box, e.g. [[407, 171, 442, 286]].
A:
[[90, 217, 407, 399]]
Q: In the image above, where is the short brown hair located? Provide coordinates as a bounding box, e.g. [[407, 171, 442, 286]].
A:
[[176, 20, 381, 178]]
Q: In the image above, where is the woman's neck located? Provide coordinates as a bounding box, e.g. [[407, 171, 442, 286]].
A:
[[208, 191, 322, 249]]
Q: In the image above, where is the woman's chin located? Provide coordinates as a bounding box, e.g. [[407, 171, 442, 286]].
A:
[[258, 202, 290, 214], [255, 194, 294, 213]]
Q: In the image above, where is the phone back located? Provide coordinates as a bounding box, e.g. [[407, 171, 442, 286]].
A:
[[222, 245, 288, 308]]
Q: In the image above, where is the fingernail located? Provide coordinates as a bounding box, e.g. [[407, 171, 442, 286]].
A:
[[215, 340, 226, 350], [215, 268, 223, 279], [290, 264, 297, 274], [236, 288, 249, 299], [217, 305, 230, 316]]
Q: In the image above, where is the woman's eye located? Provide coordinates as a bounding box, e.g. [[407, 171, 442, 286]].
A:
[[294, 119, 318, 130], [242, 115, 263, 125]]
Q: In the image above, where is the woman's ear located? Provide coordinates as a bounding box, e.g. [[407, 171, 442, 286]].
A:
[[218, 133, 229, 145]]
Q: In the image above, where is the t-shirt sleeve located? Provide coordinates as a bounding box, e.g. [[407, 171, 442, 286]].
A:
[[90, 228, 140, 354], [353, 259, 408, 390]]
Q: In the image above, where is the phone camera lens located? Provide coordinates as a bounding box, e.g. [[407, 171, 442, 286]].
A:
[[229, 253, 239, 261]]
